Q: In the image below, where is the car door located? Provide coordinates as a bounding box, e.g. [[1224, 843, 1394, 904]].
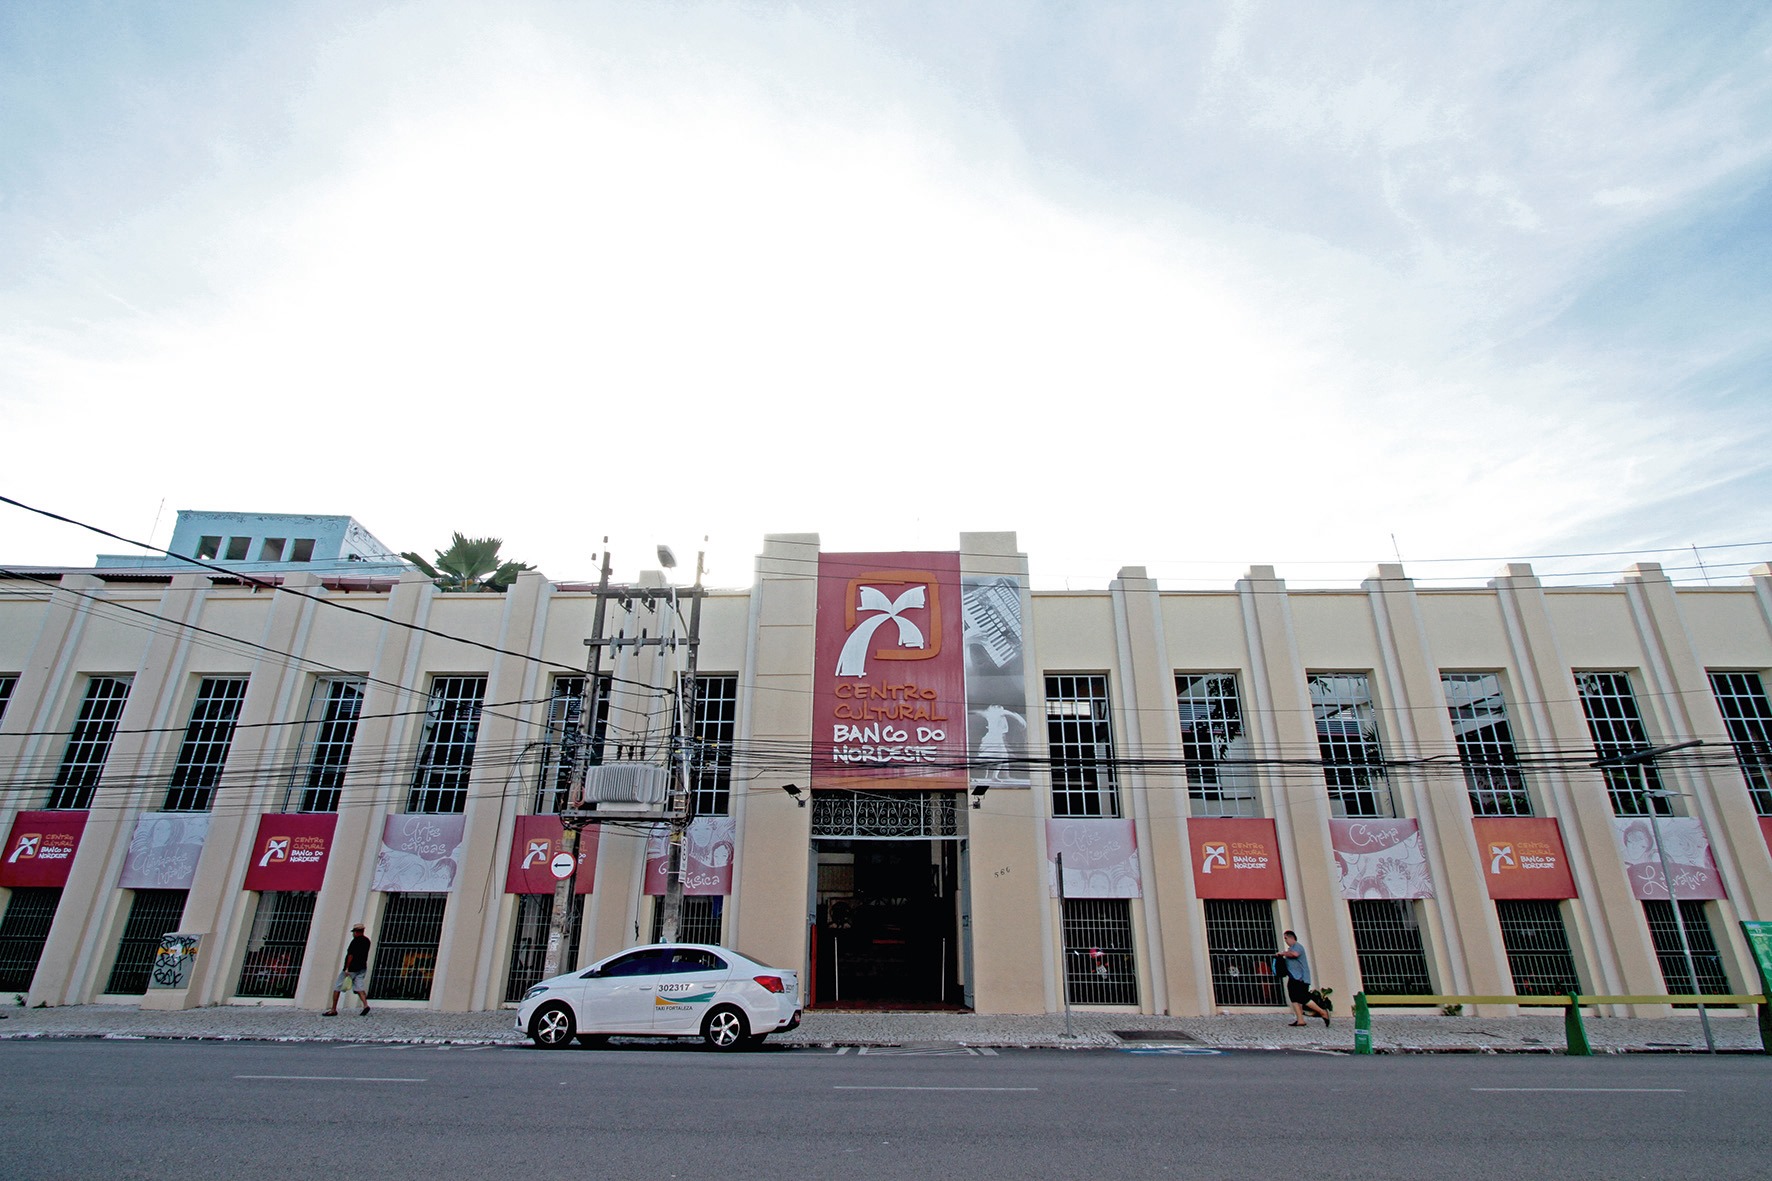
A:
[[650, 947, 732, 1034], [577, 949, 668, 1034]]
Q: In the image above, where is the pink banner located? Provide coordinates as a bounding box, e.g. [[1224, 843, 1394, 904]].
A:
[[645, 816, 736, 896], [372, 813, 467, 893], [1190, 817, 1285, 899], [243, 813, 337, 892], [119, 813, 211, 890], [1613, 816, 1726, 901], [505, 814, 598, 894], [1330, 818, 1434, 900], [1046, 818, 1141, 898], [1472, 817, 1576, 900], [1, 811, 88, 888]]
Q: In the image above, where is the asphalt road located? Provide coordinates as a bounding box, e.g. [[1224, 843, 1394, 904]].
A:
[[1, 1039, 1766, 1180]]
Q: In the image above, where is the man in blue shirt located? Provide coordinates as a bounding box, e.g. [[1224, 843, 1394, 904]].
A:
[[1280, 930, 1330, 1027]]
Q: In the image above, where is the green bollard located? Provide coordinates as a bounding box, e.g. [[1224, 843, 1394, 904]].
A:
[[1564, 992, 1591, 1056], [1353, 991, 1372, 1054]]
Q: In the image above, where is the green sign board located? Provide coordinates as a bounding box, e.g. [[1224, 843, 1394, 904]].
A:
[[1741, 921, 1772, 994]]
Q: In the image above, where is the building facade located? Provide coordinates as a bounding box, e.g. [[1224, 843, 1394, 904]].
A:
[[1, 531, 1770, 1018]]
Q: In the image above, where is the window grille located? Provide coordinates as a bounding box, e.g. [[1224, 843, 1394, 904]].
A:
[[1575, 672, 1669, 816], [1309, 674, 1394, 817], [48, 676, 131, 810], [687, 675, 738, 817], [0, 887, 62, 992], [533, 675, 613, 813], [285, 678, 363, 812], [104, 889, 187, 995], [0, 674, 16, 725], [1204, 899, 1283, 1005], [163, 677, 248, 812], [504, 893, 584, 1002], [651, 895, 724, 945], [1060, 898, 1138, 1005], [1177, 674, 1258, 817], [1442, 673, 1531, 816], [369, 892, 448, 1001], [1348, 899, 1433, 994], [810, 790, 959, 838], [1495, 900, 1580, 995], [407, 676, 486, 814], [1642, 900, 1731, 999], [1045, 675, 1119, 818], [1709, 671, 1772, 816], [235, 891, 318, 998]]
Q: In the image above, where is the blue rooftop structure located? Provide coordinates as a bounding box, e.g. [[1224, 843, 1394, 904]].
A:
[[94, 510, 407, 576]]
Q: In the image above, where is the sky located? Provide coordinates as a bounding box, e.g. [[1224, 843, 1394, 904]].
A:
[[3, 1, 1770, 591]]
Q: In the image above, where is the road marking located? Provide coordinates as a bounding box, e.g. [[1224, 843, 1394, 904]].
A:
[[235, 1075, 426, 1083], [833, 1086, 1038, 1092], [1471, 1088, 1686, 1093]]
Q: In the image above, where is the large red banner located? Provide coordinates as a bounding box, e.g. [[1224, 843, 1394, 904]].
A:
[[1472, 817, 1577, 900], [242, 813, 337, 892], [0, 811, 88, 888], [1189, 817, 1286, 899], [1762, 817, 1772, 861], [505, 814, 598, 895], [812, 552, 967, 790]]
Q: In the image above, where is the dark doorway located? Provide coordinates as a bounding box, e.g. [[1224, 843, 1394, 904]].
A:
[[813, 839, 961, 1008]]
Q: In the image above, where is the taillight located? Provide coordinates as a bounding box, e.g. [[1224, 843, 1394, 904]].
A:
[[753, 975, 785, 993]]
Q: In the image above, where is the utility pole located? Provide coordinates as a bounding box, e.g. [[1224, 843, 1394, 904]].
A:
[[658, 547, 705, 944]]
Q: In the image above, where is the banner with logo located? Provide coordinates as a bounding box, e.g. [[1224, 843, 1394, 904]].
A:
[[644, 815, 736, 895], [505, 814, 599, 894], [372, 813, 467, 893], [0, 811, 88, 888], [962, 573, 1031, 787], [242, 813, 337, 892], [1613, 815, 1726, 901], [1329, 818, 1434, 900], [1471, 817, 1576, 900], [1760, 817, 1772, 861], [1189, 817, 1285, 899], [812, 552, 968, 790], [119, 813, 211, 890], [1046, 818, 1141, 898]]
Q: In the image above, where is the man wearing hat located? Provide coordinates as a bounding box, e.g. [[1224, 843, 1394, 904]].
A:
[[323, 922, 373, 1016]]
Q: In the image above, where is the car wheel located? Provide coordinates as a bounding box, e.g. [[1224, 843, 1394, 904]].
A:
[[702, 1005, 749, 1051], [576, 1033, 610, 1048], [530, 1002, 576, 1049]]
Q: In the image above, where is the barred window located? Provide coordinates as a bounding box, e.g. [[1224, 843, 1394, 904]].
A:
[[1708, 671, 1772, 816], [1060, 898, 1138, 1005], [49, 676, 132, 810], [163, 677, 248, 812], [1177, 674, 1258, 817], [1442, 673, 1531, 816], [651, 895, 725, 945], [104, 889, 187, 995], [407, 676, 486, 814], [1309, 674, 1394, 818], [370, 892, 448, 1001], [287, 678, 364, 812], [1642, 900, 1731, 999], [504, 894, 584, 1002], [687, 676, 738, 817], [235, 891, 317, 998], [0, 887, 62, 992], [1045, 675, 1119, 818], [1204, 899, 1283, 1006], [534, 674, 613, 813], [0, 674, 15, 724], [1495, 900, 1580, 996], [1348, 899, 1433, 994], [1575, 672, 1669, 816]]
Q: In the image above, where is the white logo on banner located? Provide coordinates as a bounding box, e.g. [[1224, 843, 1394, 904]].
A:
[[835, 585, 927, 676]]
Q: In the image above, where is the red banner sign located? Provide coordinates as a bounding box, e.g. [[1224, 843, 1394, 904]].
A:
[[1189, 817, 1285, 899], [1762, 817, 1772, 861], [1472, 817, 1576, 900], [1, 811, 88, 888], [505, 814, 598, 894], [812, 552, 968, 790], [243, 813, 337, 892]]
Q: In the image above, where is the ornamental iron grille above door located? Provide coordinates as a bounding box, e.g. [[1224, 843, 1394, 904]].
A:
[[811, 790, 960, 839]]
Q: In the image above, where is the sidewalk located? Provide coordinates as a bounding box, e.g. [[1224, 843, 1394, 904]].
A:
[[0, 1003, 1762, 1052]]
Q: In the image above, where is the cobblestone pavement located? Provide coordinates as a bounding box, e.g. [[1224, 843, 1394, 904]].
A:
[[0, 1002, 1762, 1052]]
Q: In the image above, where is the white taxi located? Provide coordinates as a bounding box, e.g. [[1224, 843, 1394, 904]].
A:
[[517, 943, 802, 1050]]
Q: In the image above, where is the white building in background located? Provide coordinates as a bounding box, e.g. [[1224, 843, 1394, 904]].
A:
[[1, 524, 1770, 1024]]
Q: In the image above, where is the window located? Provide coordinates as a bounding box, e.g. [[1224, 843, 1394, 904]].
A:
[[369, 893, 448, 1001], [1442, 673, 1531, 816], [534, 674, 611, 813], [1045, 674, 1119, 818], [290, 538, 315, 562], [1060, 898, 1137, 1005], [49, 677, 132, 809], [196, 536, 221, 560], [164, 677, 249, 812], [225, 537, 251, 561], [104, 890, 187, 994], [1203, 899, 1283, 1005], [407, 676, 486, 814], [1642, 901, 1731, 999], [651, 895, 724, 944], [1176, 674, 1257, 817], [235, 891, 318, 998], [1709, 672, 1772, 816], [287, 678, 364, 812], [687, 675, 738, 816], [1575, 672, 1669, 816], [1495, 900, 1581, 996], [258, 538, 286, 562], [0, 674, 15, 724], [504, 894, 584, 1002], [1348, 900, 1433, 994], [1309, 674, 1394, 817], [0, 887, 63, 992]]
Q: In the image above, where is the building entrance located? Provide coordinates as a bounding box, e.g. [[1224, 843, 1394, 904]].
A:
[[813, 838, 964, 1008]]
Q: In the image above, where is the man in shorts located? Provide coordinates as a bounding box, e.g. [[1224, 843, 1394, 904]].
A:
[[1280, 930, 1330, 1027], [324, 922, 372, 1016]]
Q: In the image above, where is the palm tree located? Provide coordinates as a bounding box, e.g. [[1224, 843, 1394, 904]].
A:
[[401, 533, 533, 593]]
